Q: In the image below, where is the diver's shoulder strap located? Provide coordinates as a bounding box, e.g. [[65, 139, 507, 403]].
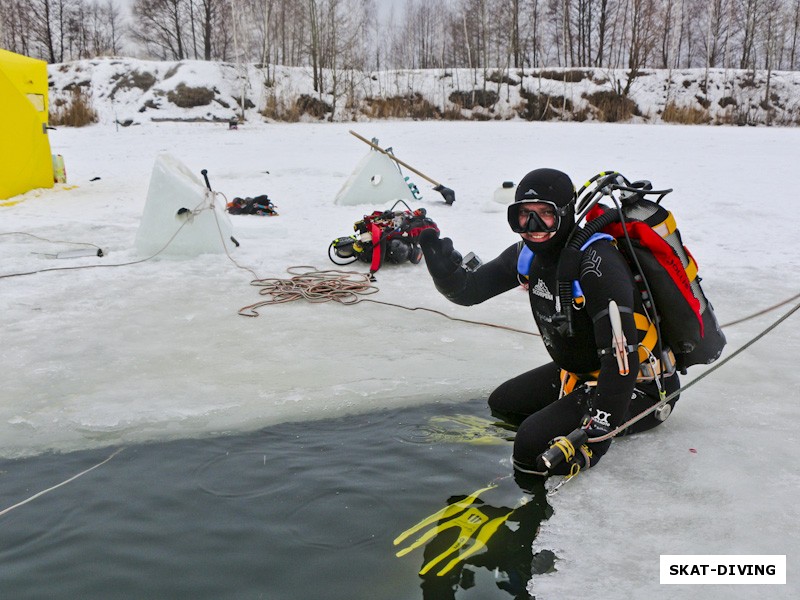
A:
[[517, 241, 533, 279]]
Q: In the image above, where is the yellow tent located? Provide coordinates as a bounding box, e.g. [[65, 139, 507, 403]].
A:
[[0, 49, 54, 200]]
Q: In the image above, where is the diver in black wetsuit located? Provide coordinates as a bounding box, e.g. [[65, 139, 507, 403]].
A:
[[419, 168, 680, 475]]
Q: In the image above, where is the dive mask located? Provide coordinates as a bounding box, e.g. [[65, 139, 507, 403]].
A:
[[508, 201, 568, 234]]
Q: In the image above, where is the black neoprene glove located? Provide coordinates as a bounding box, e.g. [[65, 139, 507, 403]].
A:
[[582, 414, 613, 442], [419, 228, 463, 279]]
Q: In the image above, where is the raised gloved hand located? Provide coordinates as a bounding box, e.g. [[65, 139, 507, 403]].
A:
[[418, 228, 463, 279]]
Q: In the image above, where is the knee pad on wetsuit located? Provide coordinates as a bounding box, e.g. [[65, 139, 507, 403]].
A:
[[621, 381, 680, 435]]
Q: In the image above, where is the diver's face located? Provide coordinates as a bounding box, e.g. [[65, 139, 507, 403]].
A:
[[517, 202, 557, 243]]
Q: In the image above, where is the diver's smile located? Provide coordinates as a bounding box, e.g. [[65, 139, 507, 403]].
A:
[[522, 231, 555, 243]]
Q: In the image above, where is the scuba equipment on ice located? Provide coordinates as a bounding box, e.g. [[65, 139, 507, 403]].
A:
[[329, 199, 439, 278], [554, 171, 726, 373], [226, 194, 278, 216]]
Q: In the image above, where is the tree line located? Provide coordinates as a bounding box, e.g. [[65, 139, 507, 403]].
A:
[[2, 0, 800, 81]]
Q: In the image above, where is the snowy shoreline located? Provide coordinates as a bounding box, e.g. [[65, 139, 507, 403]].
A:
[[49, 58, 800, 128]]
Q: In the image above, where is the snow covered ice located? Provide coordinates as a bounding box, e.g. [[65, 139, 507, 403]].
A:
[[1, 119, 798, 598]]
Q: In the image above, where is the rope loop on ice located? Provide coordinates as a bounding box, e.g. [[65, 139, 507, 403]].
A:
[[238, 266, 379, 316]]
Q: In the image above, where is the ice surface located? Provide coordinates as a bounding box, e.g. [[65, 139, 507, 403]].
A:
[[2, 119, 798, 598]]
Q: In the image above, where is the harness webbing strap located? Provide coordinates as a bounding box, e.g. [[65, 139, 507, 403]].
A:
[[593, 306, 654, 360], [686, 254, 698, 282], [592, 304, 634, 323], [651, 212, 677, 238], [517, 243, 534, 278], [635, 313, 658, 363], [593, 312, 656, 364], [633, 312, 650, 329], [559, 370, 598, 396], [369, 222, 382, 273], [559, 310, 659, 397]]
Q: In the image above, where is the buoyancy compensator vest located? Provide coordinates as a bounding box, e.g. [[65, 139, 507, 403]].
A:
[[555, 172, 726, 373]]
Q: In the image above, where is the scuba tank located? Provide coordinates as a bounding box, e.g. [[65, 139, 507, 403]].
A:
[[557, 172, 726, 372]]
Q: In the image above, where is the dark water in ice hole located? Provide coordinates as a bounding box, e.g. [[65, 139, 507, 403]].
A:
[[0, 399, 554, 600]]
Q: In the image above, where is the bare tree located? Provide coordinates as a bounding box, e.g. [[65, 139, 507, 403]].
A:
[[456, 0, 490, 79], [324, 0, 373, 113], [256, 0, 274, 66], [574, 0, 592, 66], [509, 0, 521, 66], [130, 0, 190, 60], [1, 0, 34, 55], [738, 0, 762, 68], [193, 0, 222, 60], [524, 0, 545, 67], [702, 0, 729, 67], [6, 0, 800, 75], [25, 0, 72, 63], [309, 0, 321, 90], [760, 0, 786, 122], [791, 0, 800, 69], [104, 0, 124, 55], [623, 0, 657, 94], [659, 0, 677, 68], [594, 0, 612, 66]]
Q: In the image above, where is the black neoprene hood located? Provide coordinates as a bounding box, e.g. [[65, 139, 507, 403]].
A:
[[514, 168, 576, 207], [511, 168, 577, 254]]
